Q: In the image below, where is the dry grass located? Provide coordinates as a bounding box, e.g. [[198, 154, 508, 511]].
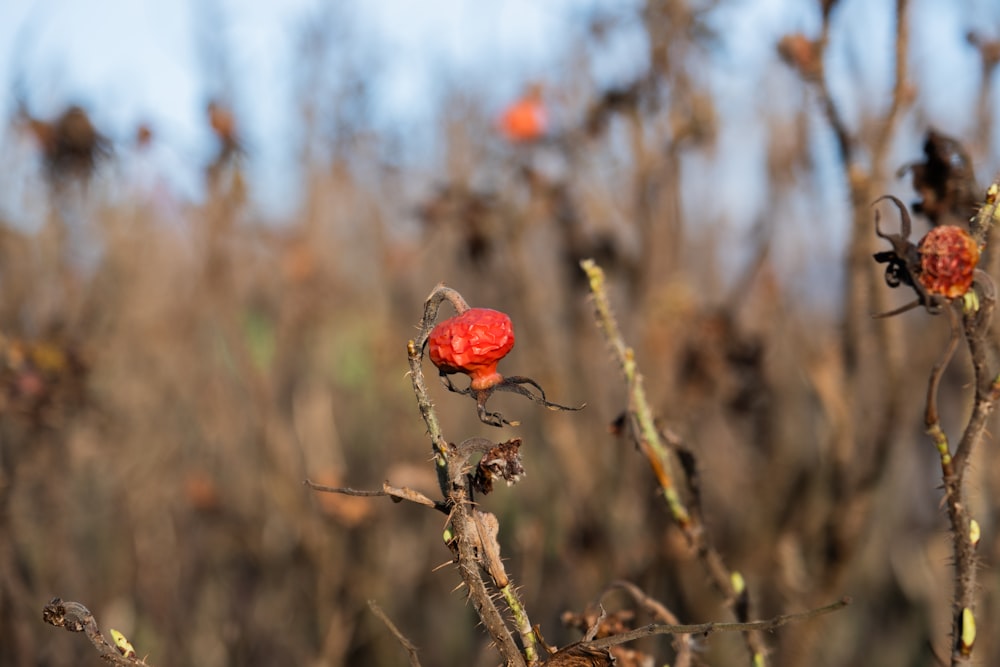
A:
[[3, 2, 1000, 666]]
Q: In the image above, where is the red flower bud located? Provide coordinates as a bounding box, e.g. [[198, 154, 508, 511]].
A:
[[428, 308, 515, 391], [917, 226, 980, 299]]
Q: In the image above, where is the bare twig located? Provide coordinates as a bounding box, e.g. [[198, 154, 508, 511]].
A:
[[368, 600, 422, 667], [924, 307, 962, 434], [582, 597, 851, 652], [814, 5, 853, 172], [601, 580, 693, 667], [871, 0, 911, 177], [582, 605, 607, 643], [304, 479, 446, 512]]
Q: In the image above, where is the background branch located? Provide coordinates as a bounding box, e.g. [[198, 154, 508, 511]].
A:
[[583, 597, 851, 652], [368, 600, 422, 667]]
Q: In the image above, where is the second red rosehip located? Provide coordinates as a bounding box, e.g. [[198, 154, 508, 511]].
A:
[[917, 225, 980, 299]]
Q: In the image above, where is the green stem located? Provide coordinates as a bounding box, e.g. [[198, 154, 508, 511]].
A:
[[500, 584, 539, 665], [582, 259, 690, 528]]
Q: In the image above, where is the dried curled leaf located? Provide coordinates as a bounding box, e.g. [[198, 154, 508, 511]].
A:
[[472, 509, 508, 588]]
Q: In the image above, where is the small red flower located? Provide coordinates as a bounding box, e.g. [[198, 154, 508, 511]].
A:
[[428, 308, 515, 391], [917, 226, 980, 299]]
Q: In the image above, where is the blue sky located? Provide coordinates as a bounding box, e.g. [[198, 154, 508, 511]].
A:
[[0, 0, 640, 217], [0, 0, 994, 230]]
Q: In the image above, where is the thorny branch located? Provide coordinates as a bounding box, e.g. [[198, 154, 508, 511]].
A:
[[406, 284, 533, 666], [582, 259, 773, 666], [309, 283, 536, 665], [923, 195, 1000, 664], [580, 259, 690, 529]]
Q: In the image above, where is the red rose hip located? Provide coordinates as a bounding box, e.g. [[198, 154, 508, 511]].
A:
[[428, 308, 515, 391], [917, 225, 980, 299]]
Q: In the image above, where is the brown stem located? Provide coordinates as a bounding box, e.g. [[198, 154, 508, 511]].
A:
[[871, 0, 910, 178], [924, 306, 961, 430]]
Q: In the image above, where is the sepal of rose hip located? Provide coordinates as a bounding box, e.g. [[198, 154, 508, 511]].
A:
[[439, 373, 585, 427], [896, 129, 978, 227]]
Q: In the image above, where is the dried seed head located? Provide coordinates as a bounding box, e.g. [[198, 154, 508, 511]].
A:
[[428, 308, 515, 390], [917, 225, 980, 298], [472, 439, 525, 494]]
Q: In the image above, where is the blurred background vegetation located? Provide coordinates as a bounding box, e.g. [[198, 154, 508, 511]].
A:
[[2, 0, 1000, 665]]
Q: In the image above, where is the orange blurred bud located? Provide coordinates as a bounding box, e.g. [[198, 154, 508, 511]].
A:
[[499, 85, 547, 143], [184, 470, 221, 512], [777, 33, 822, 81]]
